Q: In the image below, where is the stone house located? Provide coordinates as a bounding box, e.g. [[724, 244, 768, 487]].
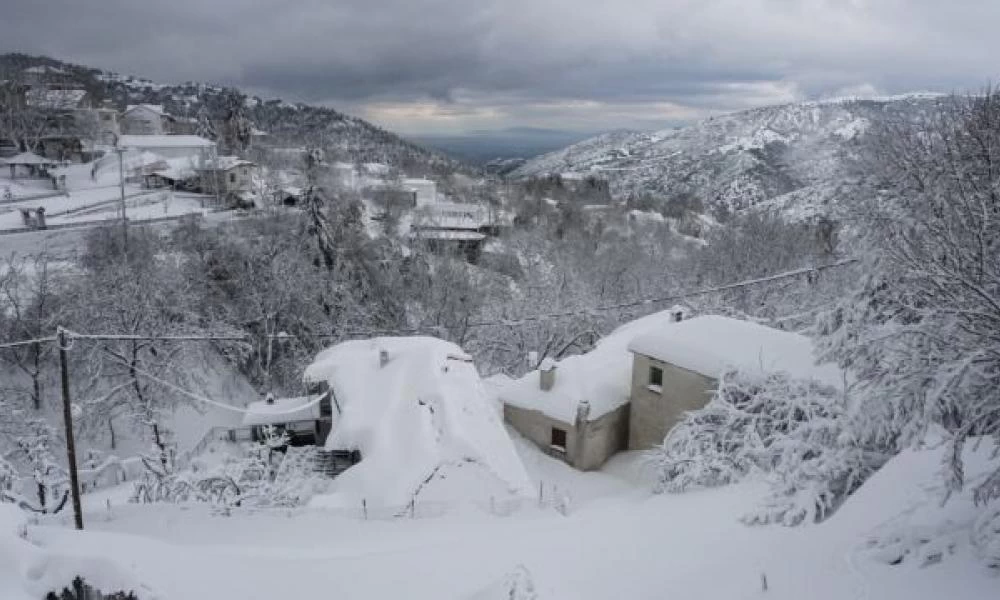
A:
[[121, 104, 174, 135], [500, 311, 843, 470], [625, 315, 845, 451], [197, 156, 257, 199]]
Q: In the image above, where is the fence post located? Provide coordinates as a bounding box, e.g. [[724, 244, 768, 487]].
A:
[[362, 498, 367, 520], [538, 481, 543, 507], [410, 497, 415, 519]]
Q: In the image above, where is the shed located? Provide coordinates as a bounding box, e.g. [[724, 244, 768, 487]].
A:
[[241, 393, 334, 447]]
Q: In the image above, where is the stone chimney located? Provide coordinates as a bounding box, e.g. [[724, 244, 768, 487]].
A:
[[539, 358, 557, 392]]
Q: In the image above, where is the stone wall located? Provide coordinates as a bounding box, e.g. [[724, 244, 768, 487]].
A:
[[628, 353, 717, 450]]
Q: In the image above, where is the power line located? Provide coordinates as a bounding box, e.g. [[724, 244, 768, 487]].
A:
[[96, 346, 328, 416], [0, 335, 56, 350]]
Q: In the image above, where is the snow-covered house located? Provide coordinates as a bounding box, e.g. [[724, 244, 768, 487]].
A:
[[500, 312, 842, 470], [196, 155, 258, 200], [117, 134, 216, 160], [499, 312, 681, 470], [121, 104, 174, 135], [626, 315, 844, 450], [303, 336, 531, 506], [241, 393, 335, 447], [410, 201, 502, 262], [402, 178, 437, 206]]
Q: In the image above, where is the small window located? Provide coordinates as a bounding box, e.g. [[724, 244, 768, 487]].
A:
[[229, 173, 236, 183], [550, 427, 567, 451], [648, 366, 663, 392]]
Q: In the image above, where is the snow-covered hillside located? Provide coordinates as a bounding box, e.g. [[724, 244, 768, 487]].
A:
[[513, 95, 946, 215]]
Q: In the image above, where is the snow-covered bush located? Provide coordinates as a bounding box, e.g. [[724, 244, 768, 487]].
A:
[[650, 369, 888, 525], [132, 431, 323, 510]]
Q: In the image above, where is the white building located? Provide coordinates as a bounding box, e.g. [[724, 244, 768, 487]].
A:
[[402, 178, 437, 206], [332, 162, 357, 190], [117, 135, 216, 160], [121, 104, 173, 135]]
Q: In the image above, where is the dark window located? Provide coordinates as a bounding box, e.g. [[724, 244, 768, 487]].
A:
[[649, 366, 663, 388], [229, 173, 236, 183], [550, 427, 567, 450]]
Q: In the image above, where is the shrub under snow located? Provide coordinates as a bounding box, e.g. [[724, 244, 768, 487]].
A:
[[650, 369, 889, 525]]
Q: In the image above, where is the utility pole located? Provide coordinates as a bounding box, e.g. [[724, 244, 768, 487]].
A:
[[117, 147, 127, 250], [57, 327, 84, 530], [112, 133, 128, 252]]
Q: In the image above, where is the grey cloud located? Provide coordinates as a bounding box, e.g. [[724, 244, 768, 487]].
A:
[[2, 0, 999, 133]]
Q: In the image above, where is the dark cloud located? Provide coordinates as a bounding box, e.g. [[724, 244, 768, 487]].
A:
[[2, 0, 998, 133]]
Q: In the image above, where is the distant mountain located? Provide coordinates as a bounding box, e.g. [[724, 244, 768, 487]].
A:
[[513, 95, 946, 218], [412, 127, 600, 164], [0, 52, 467, 175]]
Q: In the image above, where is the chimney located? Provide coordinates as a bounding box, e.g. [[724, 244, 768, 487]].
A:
[[379, 349, 389, 368], [539, 358, 557, 392]]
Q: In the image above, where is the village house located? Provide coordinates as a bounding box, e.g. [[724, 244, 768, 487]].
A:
[[196, 155, 258, 205], [121, 104, 175, 135], [402, 177, 437, 206], [410, 201, 505, 262], [117, 134, 216, 160], [500, 311, 843, 470], [240, 392, 335, 447]]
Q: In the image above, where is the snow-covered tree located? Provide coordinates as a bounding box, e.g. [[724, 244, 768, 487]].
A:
[[815, 90, 1000, 556], [650, 369, 887, 525]]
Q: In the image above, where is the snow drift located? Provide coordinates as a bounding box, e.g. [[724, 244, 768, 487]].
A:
[[0, 505, 155, 599], [304, 336, 531, 507]]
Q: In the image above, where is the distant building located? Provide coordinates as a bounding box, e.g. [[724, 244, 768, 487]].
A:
[[121, 104, 174, 135], [410, 201, 501, 262], [117, 134, 216, 160], [197, 155, 258, 205], [402, 178, 437, 206]]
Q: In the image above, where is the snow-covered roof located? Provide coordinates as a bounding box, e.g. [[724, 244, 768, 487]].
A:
[[303, 336, 531, 505], [412, 202, 492, 231], [412, 230, 486, 241], [627, 315, 844, 388], [199, 155, 255, 171], [242, 395, 324, 427], [25, 87, 87, 110], [118, 135, 215, 149], [1, 152, 54, 166], [151, 156, 200, 181], [124, 103, 167, 117], [499, 309, 687, 423]]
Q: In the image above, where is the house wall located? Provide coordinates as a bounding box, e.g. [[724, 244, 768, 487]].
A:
[[628, 353, 717, 451], [574, 402, 630, 471], [504, 404, 577, 464], [503, 402, 629, 471], [121, 107, 166, 135]]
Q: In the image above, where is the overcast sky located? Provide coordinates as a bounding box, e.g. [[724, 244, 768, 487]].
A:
[[2, 0, 998, 135]]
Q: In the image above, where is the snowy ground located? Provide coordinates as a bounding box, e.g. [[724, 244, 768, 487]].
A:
[[0, 163, 214, 234], [13, 433, 997, 600]]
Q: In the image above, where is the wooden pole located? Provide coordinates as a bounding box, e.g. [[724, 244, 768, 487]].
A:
[[57, 327, 84, 530]]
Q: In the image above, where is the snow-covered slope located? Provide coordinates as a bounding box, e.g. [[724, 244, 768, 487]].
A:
[[304, 336, 531, 506], [514, 95, 945, 215]]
